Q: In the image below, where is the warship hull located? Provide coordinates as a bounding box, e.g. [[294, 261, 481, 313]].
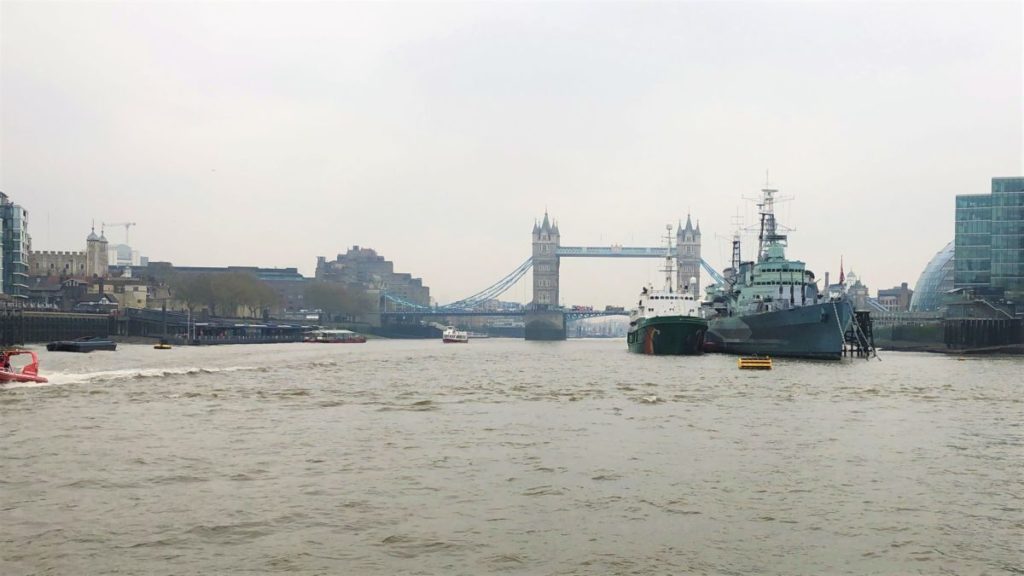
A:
[[627, 316, 707, 355], [704, 301, 853, 360]]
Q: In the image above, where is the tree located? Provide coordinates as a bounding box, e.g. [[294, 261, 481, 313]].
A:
[[244, 279, 281, 318], [170, 271, 280, 318], [210, 272, 280, 318], [304, 281, 371, 321], [170, 273, 214, 314]]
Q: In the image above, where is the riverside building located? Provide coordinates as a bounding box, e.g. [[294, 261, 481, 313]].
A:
[[0, 192, 31, 299], [29, 227, 110, 280], [955, 177, 1024, 310], [910, 241, 955, 312], [316, 246, 430, 307], [877, 282, 914, 312]]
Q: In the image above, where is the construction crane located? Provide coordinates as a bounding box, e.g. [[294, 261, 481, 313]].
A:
[[102, 221, 137, 245]]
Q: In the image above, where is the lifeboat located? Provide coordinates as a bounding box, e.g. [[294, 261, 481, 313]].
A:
[[0, 349, 49, 384]]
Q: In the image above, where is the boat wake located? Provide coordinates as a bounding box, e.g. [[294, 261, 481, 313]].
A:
[[1, 365, 259, 390]]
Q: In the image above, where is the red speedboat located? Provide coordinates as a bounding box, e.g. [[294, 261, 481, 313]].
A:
[[0, 349, 49, 384]]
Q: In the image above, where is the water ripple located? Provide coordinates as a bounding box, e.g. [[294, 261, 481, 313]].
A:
[[1, 341, 1020, 575]]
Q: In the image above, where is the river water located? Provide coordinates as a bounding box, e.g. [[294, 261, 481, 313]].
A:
[[1, 340, 1021, 575]]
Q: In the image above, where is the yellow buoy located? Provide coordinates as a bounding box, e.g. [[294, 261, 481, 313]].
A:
[[738, 356, 772, 370]]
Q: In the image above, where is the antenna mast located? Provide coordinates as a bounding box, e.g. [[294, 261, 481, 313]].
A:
[[730, 209, 743, 272], [662, 224, 675, 292], [756, 186, 789, 261]]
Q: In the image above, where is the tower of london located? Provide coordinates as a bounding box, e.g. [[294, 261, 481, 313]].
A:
[[29, 226, 109, 278]]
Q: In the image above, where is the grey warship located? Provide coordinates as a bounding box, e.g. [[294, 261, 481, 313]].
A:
[[702, 186, 855, 359]]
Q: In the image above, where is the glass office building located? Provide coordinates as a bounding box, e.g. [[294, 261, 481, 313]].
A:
[[954, 177, 1024, 304], [910, 241, 954, 312], [990, 177, 1024, 301], [0, 192, 30, 299], [954, 194, 991, 289]]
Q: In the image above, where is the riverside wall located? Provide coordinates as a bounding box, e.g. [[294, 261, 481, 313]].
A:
[[0, 310, 114, 346]]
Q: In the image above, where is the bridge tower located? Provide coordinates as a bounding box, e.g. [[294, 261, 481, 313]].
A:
[[676, 214, 701, 294], [526, 212, 566, 340], [531, 212, 560, 307]]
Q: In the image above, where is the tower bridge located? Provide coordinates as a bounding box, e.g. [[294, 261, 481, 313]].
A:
[[381, 212, 715, 340]]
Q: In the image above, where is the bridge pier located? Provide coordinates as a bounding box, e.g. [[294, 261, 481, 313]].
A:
[[524, 309, 566, 341]]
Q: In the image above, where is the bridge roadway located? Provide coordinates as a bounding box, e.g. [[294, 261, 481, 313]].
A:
[[556, 246, 669, 258], [560, 247, 725, 285], [381, 309, 628, 320]]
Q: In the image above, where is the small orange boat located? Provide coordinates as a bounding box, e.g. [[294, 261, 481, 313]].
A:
[[0, 349, 49, 384]]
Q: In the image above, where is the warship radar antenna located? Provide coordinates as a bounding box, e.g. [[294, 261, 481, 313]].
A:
[[715, 210, 744, 288], [753, 184, 794, 261]]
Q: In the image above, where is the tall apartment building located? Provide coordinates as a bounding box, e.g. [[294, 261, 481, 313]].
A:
[[0, 192, 31, 299], [316, 246, 430, 307]]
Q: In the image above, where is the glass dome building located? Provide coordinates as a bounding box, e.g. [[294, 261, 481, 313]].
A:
[[910, 241, 954, 312]]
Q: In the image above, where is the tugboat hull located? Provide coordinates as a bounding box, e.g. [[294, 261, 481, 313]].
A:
[[704, 301, 853, 360], [628, 316, 707, 355]]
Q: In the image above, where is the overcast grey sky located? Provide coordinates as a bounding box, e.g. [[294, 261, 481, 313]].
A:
[[2, 1, 1021, 305]]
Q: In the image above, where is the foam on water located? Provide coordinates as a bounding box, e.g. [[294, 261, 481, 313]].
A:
[[1, 365, 258, 389]]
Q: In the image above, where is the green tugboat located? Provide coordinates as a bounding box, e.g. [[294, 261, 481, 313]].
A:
[[627, 225, 708, 355]]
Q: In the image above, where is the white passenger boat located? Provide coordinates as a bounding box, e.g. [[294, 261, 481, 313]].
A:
[[303, 329, 367, 343], [442, 326, 469, 343]]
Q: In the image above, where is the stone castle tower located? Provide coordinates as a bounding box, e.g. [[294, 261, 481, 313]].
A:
[[676, 214, 701, 294], [85, 225, 109, 278], [531, 212, 560, 308]]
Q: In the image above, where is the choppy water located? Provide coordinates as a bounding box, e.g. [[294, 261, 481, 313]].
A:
[[1, 340, 1021, 575]]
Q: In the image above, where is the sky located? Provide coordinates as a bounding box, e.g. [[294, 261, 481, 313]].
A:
[[2, 0, 1021, 306]]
